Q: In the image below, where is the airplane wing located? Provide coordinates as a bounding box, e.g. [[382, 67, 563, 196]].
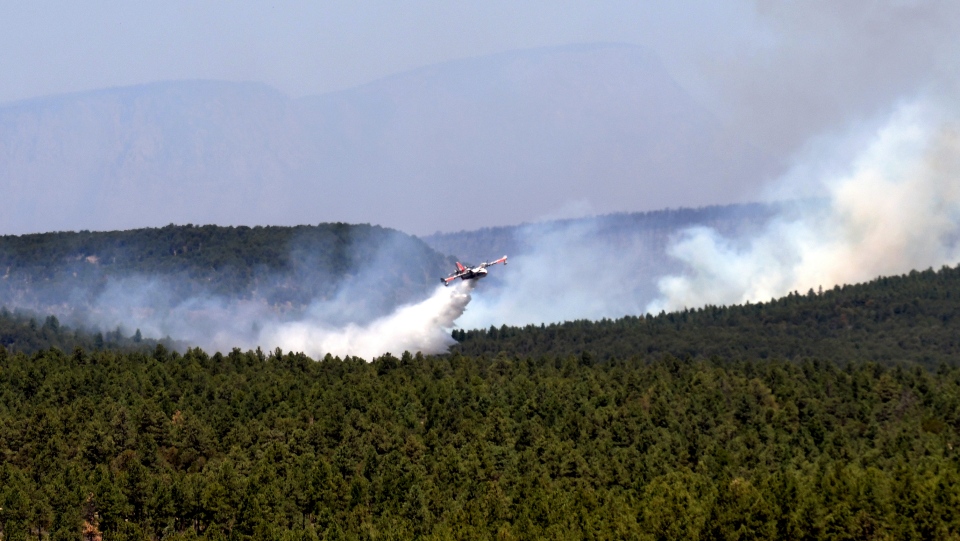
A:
[[480, 255, 508, 268], [441, 271, 465, 285]]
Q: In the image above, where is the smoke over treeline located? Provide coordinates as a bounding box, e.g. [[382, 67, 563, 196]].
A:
[[6, 98, 960, 357], [434, 97, 960, 329], [649, 95, 960, 312], [0, 223, 470, 358], [426, 205, 779, 329]]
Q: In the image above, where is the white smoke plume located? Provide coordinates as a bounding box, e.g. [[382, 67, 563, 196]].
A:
[[258, 281, 473, 360], [71, 278, 475, 360], [456, 220, 657, 329], [90, 273, 477, 361], [648, 95, 960, 312], [0, 226, 479, 360], [17, 96, 960, 351]]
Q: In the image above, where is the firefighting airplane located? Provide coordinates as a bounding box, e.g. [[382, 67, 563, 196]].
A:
[[441, 256, 508, 285]]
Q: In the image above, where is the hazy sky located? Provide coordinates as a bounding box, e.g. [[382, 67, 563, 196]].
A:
[[0, 2, 759, 103], [2, 0, 959, 238], [4, 1, 956, 158]]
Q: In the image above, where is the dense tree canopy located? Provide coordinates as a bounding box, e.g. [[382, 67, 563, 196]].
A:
[[0, 345, 957, 539], [454, 265, 960, 369]]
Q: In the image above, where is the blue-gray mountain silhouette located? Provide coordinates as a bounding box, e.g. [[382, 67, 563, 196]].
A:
[[0, 43, 775, 236]]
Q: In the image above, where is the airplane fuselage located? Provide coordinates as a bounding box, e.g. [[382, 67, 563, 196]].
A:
[[441, 255, 506, 285], [460, 268, 488, 280]]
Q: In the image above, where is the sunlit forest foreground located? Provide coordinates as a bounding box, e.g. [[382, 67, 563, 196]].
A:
[[0, 348, 957, 539], [2, 265, 960, 539]]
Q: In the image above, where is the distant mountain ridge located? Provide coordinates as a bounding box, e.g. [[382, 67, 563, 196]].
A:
[[0, 43, 777, 237]]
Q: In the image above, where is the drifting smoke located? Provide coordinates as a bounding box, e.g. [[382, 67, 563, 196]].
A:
[[447, 206, 773, 330], [97, 278, 473, 360], [1, 228, 478, 360], [648, 95, 960, 312], [71, 278, 474, 360], [453, 93, 960, 329], [259, 281, 473, 360], [14, 99, 960, 351], [457, 220, 658, 329]]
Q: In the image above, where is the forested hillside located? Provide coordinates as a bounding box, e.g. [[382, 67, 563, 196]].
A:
[[0, 223, 450, 324], [453, 264, 960, 369], [0, 346, 958, 540]]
